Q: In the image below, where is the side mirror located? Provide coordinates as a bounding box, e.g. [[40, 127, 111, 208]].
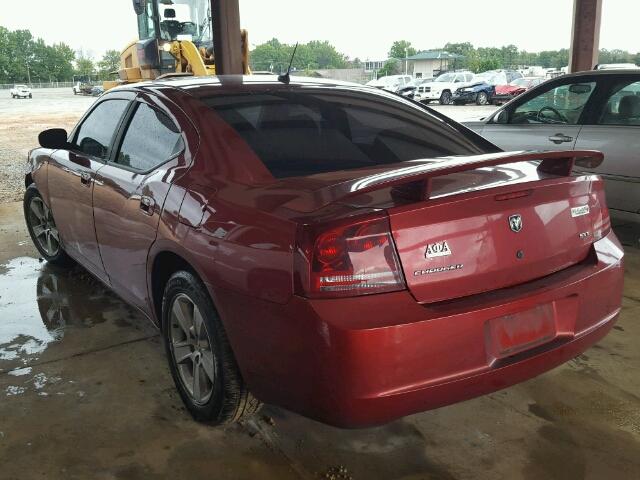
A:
[[132, 0, 146, 15], [494, 109, 509, 124], [38, 128, 69, 149]]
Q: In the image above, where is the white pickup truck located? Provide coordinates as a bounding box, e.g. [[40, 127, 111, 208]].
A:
[[10, 84, 32, 99]]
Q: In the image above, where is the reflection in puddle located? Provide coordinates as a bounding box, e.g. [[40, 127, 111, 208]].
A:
[[0, 257, 57, 362], [1, 256, 143, 397], [0, 256, 135, 367]]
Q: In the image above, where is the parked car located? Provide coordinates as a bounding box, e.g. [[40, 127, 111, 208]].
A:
[[452, 70, 523, 105], [465, 69, 640, 223], [366, 74, 413, 93], [414, 71, 474, 104], [25, 76, 623, 428], [596, 63, 639, 70], [398, 77, 434, 99], [91, 85, 105, 97], [10, 84, 32, 99], [493, 77, 545, 105]]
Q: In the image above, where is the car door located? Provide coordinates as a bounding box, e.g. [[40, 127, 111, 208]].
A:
[[92, 93, 194, 313], [47, 95, 132, 282], [479, 77, 598, 152], [574, 75, 640, 215]]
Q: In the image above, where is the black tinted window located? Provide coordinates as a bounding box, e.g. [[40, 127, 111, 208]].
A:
[[205, 89, 489, 178], [115, 103, 184, 171], [75, 99, 129, 159]]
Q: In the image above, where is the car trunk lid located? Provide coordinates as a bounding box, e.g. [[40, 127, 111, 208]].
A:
[[282, 150, 606, 303]]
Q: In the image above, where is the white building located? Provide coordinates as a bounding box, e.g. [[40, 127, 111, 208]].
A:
[[406, 51, 464, 78]]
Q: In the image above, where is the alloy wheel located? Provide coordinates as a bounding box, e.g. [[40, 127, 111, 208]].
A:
[[28, 197, 60, 257], [477, 92, 489, 105], [169, 294, 215, 405]]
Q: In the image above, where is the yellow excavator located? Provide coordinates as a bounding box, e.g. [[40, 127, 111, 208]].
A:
[[104, 0, 250, 90]]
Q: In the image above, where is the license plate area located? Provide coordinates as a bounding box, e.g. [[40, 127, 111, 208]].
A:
[[485, 303, 558, 362]]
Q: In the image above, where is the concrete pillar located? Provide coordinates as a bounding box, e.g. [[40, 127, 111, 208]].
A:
[[568, 0, 603, 73], [212, 0, 243, 75]]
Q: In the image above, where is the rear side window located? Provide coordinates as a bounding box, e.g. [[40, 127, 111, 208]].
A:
[[75, 99, 130, 159], [114, 103, 184, 172], [205, 89, 489, 178]]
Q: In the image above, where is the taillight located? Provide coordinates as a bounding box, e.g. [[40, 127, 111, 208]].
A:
[[295, 214, 406, 298], [592, 180, 611, 241]]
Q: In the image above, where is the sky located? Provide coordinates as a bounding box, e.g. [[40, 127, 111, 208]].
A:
[[2, 0, 638, 60]]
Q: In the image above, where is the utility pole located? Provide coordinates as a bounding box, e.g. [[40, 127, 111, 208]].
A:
[[405, 48, 408, 75], [25, 61, 31, 85]]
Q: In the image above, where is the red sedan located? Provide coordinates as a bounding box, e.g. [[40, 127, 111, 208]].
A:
[[24, 76, 624, 428], [493, 76, 545, 105]]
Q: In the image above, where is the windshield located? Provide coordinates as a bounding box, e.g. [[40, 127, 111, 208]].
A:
[[510, 78, 529, 87], [435, 73, 456, 83], [157, 0, 212, 43], [15, 85, 28, 89]]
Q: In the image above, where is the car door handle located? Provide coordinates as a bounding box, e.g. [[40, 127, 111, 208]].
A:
[[80, 172, 92, 185], [548, 134, 573, 144], [139, 195, 155, 216]]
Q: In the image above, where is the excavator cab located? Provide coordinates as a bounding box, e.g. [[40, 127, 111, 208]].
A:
[[105, 0, 248, 89]]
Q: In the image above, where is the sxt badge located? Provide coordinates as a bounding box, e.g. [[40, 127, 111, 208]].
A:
[[425, 241, 452, 259]]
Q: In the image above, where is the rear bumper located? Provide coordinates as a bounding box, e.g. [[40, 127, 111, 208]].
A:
[[215, 232, 624, 428]]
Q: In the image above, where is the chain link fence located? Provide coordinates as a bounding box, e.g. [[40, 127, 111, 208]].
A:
[[0, 81, 103, 90]]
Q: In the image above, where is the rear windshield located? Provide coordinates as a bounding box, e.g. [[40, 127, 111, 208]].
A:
[[204, 88, 492, 178]]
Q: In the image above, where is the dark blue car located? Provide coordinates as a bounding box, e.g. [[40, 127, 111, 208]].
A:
[[452, 70, 523, 105]]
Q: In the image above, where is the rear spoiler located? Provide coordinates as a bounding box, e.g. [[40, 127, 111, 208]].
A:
[[284, 150, 603, 213]]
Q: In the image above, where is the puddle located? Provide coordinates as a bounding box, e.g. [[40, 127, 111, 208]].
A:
[[0, 256, 140, 370], [0, 257, 58, 362]]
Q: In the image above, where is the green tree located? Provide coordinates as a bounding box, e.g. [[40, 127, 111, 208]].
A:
[[249, 38, 348, 73], [388, 40, 416, 60], [75, 50, 95, 77], [378, 58, 400, 77], [97, 49, 121, 79], [0, 26, 75, 83]]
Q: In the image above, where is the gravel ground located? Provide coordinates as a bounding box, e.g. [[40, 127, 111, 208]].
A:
[[0, 88, 96, 203], [0, 87, 496, 204]]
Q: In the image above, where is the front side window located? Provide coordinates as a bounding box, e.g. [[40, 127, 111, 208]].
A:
[[115, 103, 184, 172], [74, 99, 130, 159], [205, 89, 491, 178], [598, 80, 640, 126], [509, 81, 596, 125]]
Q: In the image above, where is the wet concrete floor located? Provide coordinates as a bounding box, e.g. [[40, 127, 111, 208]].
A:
[[1, 200, 639, 480]]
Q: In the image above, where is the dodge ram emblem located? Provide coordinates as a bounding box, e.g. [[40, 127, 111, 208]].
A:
[[509, 214, 523, 233]]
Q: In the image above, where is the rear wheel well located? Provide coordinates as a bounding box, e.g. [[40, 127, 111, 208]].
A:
[[151, 251, 198, 325]]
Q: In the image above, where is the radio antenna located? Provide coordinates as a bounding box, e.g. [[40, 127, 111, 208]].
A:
[[278, 42, 299, 84]]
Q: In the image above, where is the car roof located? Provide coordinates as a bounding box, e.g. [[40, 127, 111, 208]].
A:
[[561, 69, 640, 77], [108, 74, 379, 97]]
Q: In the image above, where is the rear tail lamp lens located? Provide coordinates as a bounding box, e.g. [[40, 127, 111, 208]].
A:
[[592, 180, 611, 241], [295, 214, 406, 298]]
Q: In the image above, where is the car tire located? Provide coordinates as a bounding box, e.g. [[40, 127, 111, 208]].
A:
[[476, 91, 489, 105], [439, 91, 452, 105], [29, 94, 32, 99], [162, 270, 262, 425], [24, 185, 72, 266]]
